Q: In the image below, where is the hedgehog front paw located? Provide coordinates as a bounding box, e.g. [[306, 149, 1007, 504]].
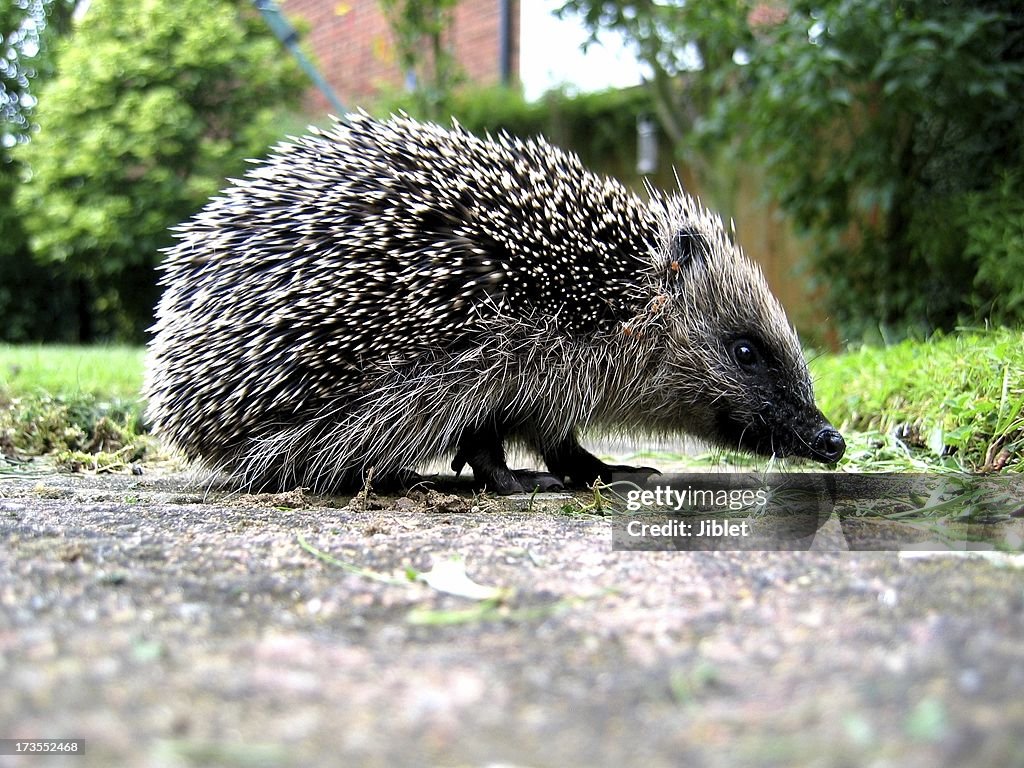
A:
[[544, 447, 660, 487], [510, 470, 564, 494], [473, 468, 564, 495], [453, 421, 565, 494], [542, 437, 661, 488]]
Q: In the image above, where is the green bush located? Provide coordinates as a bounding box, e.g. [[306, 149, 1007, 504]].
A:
[[15, 0, 305, 341], [0, 162, 78, 342], [1, 1, 78, 342], [736, 0, 1024, 340], [965, 172, 1024, 326], [564, 0, 1024, 340]]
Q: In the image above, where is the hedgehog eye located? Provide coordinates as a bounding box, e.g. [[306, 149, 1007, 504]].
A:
[[729, 339, 762, 372]]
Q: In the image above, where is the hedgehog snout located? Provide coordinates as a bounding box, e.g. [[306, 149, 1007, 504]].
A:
[[781, 408, 845, 464], [810, 426, 845, 464], [719, 392, 845, 465]]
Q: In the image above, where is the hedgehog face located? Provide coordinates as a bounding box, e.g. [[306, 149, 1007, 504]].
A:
[[663, 322, 845, 465], [709, 333, 844, 463], [654, 212, 845, 465]]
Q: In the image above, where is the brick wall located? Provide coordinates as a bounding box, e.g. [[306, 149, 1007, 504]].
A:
[[280, 0, 520, 114]]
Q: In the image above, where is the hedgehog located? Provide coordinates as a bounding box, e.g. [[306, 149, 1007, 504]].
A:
[[144, 112, 845, 494]]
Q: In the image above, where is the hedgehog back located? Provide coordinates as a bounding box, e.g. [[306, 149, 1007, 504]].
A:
[[145, 115, 658, 470]]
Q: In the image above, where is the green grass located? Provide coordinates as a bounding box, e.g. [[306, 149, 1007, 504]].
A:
[[810, 328, 1023, 472], [0, 344, 144, 399], [0, 345, 148, 466]]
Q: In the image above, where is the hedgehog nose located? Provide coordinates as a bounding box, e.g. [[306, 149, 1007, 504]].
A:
[[812, 427, 846, 463]]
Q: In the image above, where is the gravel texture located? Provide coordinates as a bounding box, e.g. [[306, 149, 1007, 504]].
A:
[[1, 469, 1023, 768]]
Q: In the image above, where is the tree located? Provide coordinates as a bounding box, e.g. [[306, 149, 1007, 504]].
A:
[[1, 0, 76, 342], [15, 0, 306, 341], [560, 0, 1024, 339], [378, 0, 464, 121], [1, 0, 75, 141], [559, 0, 750, 160]]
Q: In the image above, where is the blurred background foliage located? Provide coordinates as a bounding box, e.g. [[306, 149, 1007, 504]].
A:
[[1, 0, 76, 342], [1, 0, 1022, 344], [559, 0, 1024, 341], [3, 0, 304, 341]]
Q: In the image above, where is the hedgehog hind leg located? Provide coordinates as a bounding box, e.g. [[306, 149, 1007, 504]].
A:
[[543, 433, 660, 488], [453, 421, 563, 495]]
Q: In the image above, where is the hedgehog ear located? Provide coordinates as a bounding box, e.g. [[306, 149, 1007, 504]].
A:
[[663, 227, 709, 283]]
